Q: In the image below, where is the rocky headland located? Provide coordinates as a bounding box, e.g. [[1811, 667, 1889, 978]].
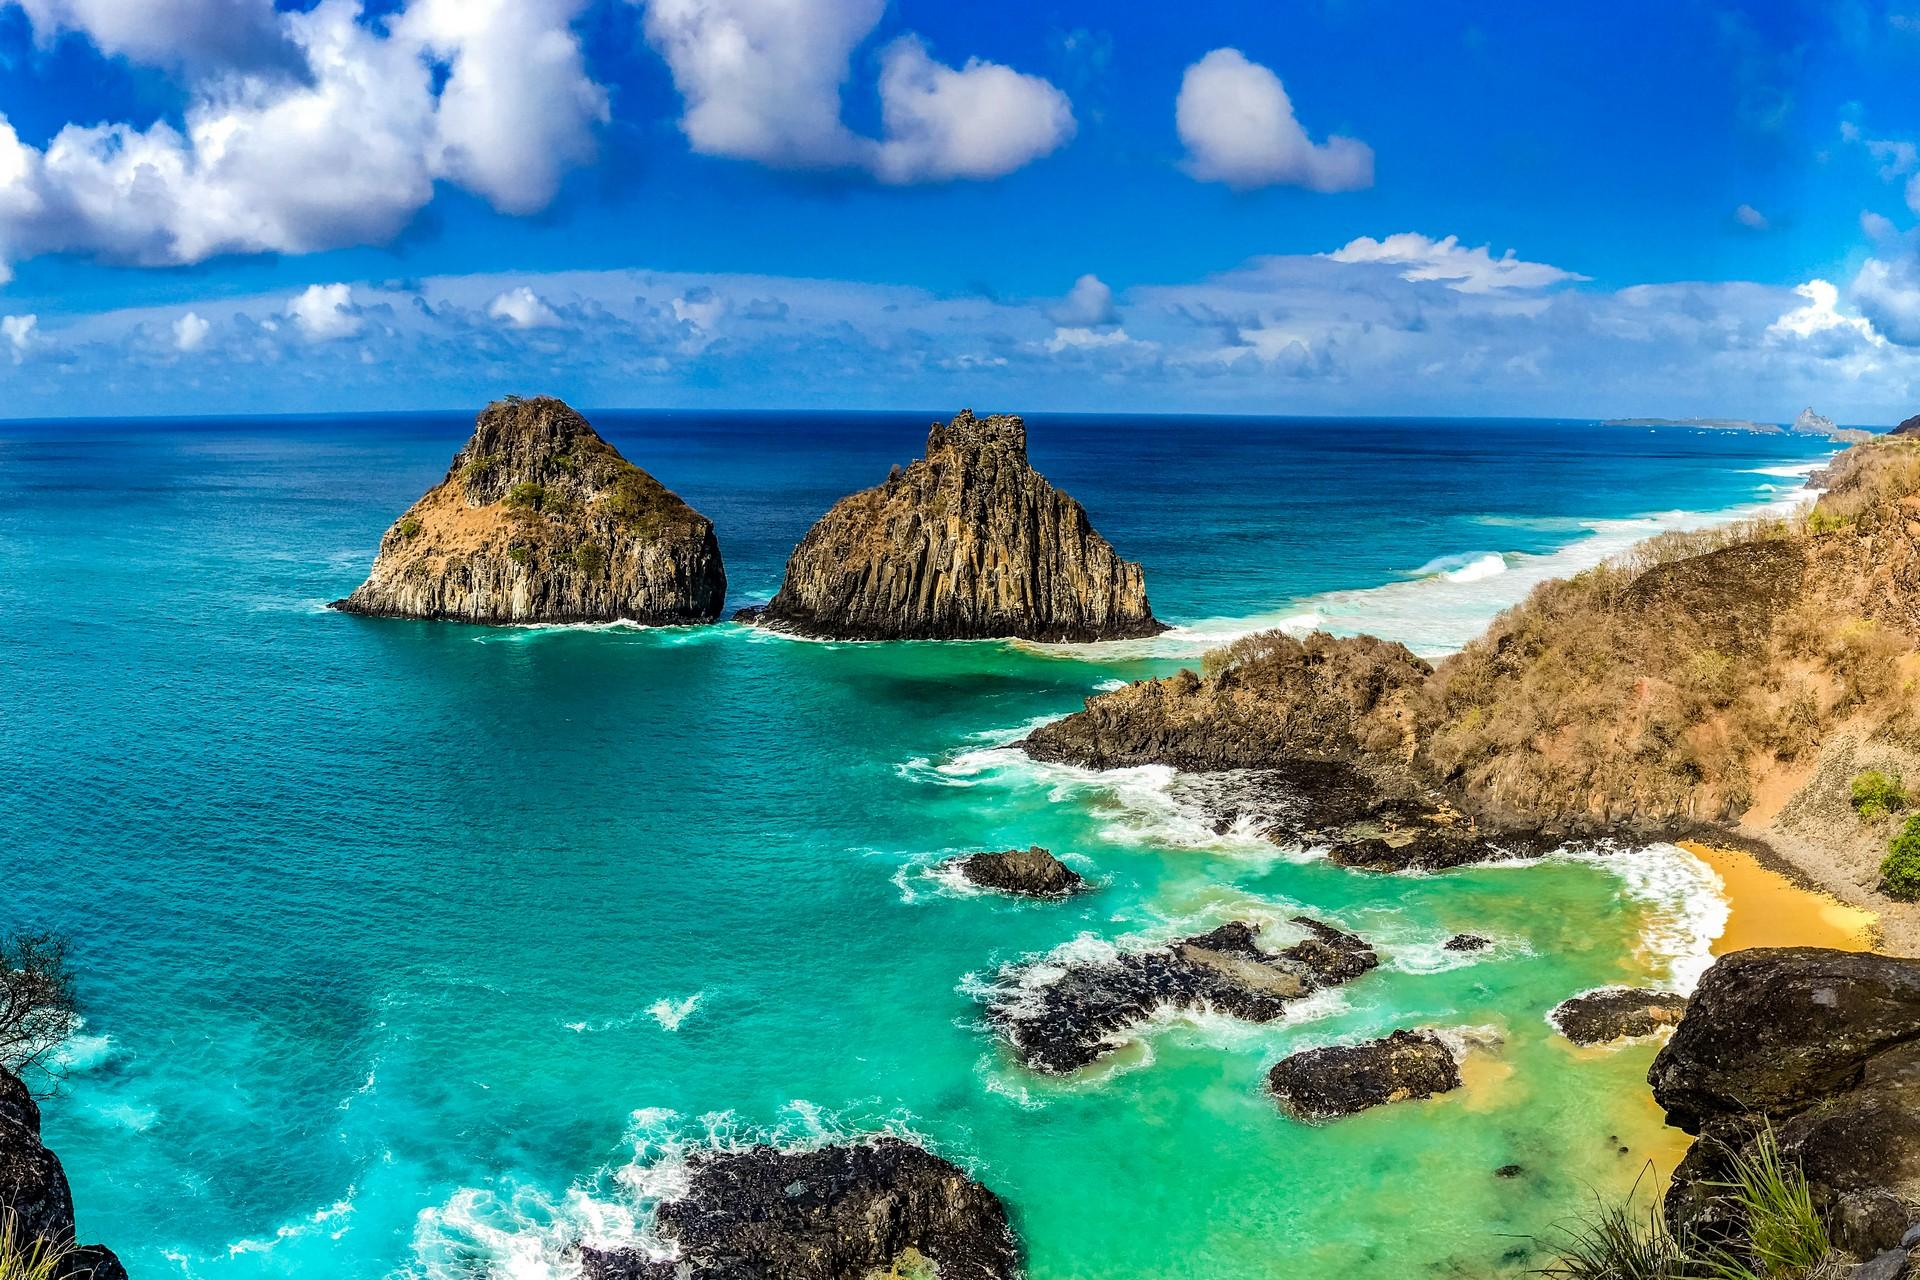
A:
[[333, 396, 726, 625], [577, 1138, 1019, 1280], [986, 918, 1377, 1074], [1651, 947, 1920, 1268], [0, 1068, 123, 1279], [950, 846, 1087, 898], [1266, 1029, 1462, 1120], [753, 410, 1164, 641], [1022, 431, 1920, 936]]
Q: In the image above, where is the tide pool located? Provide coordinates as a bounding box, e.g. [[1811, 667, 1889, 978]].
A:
[[0, 412, 1835, 1278]]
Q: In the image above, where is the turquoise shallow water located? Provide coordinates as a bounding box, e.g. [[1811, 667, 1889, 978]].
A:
[[0, 413, 1838, 1279]]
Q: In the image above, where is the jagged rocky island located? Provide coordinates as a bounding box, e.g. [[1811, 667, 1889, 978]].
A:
[[334, 396, 726, 625], [748, 409, 1165, 641]]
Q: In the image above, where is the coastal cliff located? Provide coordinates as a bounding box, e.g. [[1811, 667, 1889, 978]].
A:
[[0, 1068, 123, 1278], [755, 410, 1164, 641], [333, 397, 726, 625], [1024, 431, 1920, 921]]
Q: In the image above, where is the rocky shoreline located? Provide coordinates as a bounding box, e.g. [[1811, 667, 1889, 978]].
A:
[[0, 1068, 123, 1279]]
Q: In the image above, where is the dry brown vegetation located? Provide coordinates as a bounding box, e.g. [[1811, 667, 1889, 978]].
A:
[[1204, 435, 1920, 836]]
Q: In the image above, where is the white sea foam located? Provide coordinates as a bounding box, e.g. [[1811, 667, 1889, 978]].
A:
[[646, 994, 702, 1031]]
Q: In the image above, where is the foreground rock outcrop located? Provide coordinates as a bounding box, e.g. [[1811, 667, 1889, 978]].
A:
[[1651, 948, 1920, 1260], [1267, 1029, 1462, 1119], [334, 396, 725, 625], [0, 1069, 124, 1279], [951, 846, 1086, 898], [1551, 988, 1689, 1045], [986, 918, 1377, 1074], [577, 1138, 1018, 1280], [756, 410, 1164, 641]]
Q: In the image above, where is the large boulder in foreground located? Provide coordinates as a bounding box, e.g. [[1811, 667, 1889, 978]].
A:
[[1267, 1029, 1462, 1120], [757, 410, 1164, 641], [577, 1138, 1019, 1280], [0, 1069, 125, 1279], [986, 918, 1378, 1074], [1651, 948, 1920, 1260], [333, 397, 725, 625]]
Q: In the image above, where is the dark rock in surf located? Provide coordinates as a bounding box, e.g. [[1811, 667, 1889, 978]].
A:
[[333, 396, 726, 625], [1444, 934, 1492, 952], [576, 1138, 1019, 1280], [1267, 1029, 1462, 1120], [756, 410, 1164, 641], [0, 1068, 125, 1279], [986, 917, 1378, 1075], [1550, 988, 1688, 1045], [953, 847, 1087, 898]]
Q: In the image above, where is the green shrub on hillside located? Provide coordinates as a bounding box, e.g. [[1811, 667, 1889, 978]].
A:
[[1851, 769, 1906, 821], [572, 543, 607, 577], [1882, 816, 1920, 900], [394, 516, 422, 540], [504, 482, 546, 512], [461, 453, 500, 485]]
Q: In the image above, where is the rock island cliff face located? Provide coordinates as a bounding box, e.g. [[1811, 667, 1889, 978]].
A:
[[334, 397, 725, 625], [758, 410, 1164, 641], [1, 1068, 123, 1278]]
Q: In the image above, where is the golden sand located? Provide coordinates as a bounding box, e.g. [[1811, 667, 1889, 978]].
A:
[[1677, 840, 1877, 954]]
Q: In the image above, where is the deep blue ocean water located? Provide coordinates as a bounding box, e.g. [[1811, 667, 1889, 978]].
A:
[[0, 412, 1837, 1279]]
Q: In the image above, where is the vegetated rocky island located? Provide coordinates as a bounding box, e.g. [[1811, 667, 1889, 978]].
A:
[[1022, 429, 1920, 945], [1, 1067, 123, 1278], [745, 409, 1165, 641], [334, 396, 726, 625]]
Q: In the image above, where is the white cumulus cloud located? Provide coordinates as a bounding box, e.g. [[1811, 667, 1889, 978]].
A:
[[286, 283, 362, 340], [173, 311, 210, 351], [1050, 273, 1117, 327], [870, 36, 1074, 183], [0, 0, 609, 278], [637, 0, 1072, 183], [1768, 278, 1882, 344], [1, 312, 35, 362], [1175, 48, 1372, 193], [1328, 233, 1586, 293], [8, 0, 297, 70], [487, 286, 562, 329]]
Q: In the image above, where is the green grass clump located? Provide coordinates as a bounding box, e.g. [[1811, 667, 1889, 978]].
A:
[[394, 516, 422, 540], [1882, 815, 1920, 900], [1538, 1169, 1693, 1280], [572, 543, 607, 577], [0, 1212, 71, 1280], [461, 453, 500, 485], [1702, 1128, 1829, 1279], [1851, 769, 1905, 821]]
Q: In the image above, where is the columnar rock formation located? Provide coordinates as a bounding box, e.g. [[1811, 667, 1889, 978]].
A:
[[757, 410, 1164, 641], [333, 396, 725, 625], [0, 1068, 124, 1279], [577, 1139, 1020, 1280]]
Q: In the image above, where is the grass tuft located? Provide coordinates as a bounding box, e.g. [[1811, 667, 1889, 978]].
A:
[[0, 1212, 72, 1280]]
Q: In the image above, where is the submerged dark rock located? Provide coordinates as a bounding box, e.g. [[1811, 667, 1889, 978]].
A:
[[757, 410, 1164, 641], [953, 846, 1087, 898], [1551, 988, 1688, 1045], [986, 917, 1379, 1075], [333, 396, 726, 625], [1652, 948, 1920, 1261], [576, 1138, 1019, 1280], [0, 1069, 125, 1279], [1267, 1029, 1462, 1120]]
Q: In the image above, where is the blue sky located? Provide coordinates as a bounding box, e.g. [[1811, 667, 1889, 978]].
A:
[[1, 0, 1919, 419]]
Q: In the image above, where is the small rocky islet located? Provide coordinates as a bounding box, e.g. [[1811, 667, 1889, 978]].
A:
[[1267, 1029, 1463, 1120], [949, 845, 1087, 897], [333, 396, 726, 625], [577, 1138, 1019, 1280], [746, 409, 1165, 642], [986, 917, 1378, 1075]]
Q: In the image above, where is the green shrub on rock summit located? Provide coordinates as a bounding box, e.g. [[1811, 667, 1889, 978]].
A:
[[1881, 815, 1920, 900]]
